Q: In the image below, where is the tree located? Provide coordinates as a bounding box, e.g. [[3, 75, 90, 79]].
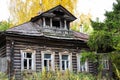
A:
[[71, 13, 93, 34], [0, 21, 11, 31], [9, 0, 77, 25], [79, 13, 93, 34], [88, 0, 120, 79]]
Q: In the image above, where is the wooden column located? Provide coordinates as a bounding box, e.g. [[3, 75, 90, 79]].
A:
[[64, 20, 67, 30], [50, 18, 52, 27], [60, 20, 62, 29], [43, 17, 46, 27]]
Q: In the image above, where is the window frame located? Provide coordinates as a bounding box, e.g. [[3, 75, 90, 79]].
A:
[[59, 51, 72, 71], [21, 49, 36, 71], [41, 50, 55, 71], [77, 54, 88, 72], [102, 56, 109, 70]]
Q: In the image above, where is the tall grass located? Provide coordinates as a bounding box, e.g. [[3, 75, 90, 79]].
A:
[[22, 69, 96, 80], [0, 69, 117, 80], [0, 72, 8, 80]]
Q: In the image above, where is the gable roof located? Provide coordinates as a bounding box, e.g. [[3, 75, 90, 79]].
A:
[[31, 5, 77, 22], [6, 21, 88, 42], [4, 5, 88, 42]]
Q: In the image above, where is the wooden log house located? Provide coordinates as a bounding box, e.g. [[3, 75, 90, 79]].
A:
[[0, 5, 112, 79]]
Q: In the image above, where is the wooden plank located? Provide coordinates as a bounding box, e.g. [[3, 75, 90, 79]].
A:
[[0, 57, 7, 72]]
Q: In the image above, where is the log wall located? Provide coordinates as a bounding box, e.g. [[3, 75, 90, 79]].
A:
[[6, 40, 79, 80]]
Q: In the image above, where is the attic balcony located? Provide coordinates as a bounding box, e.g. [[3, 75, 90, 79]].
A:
[[39, 26, 73, 36], [39, 17, 73, 36]]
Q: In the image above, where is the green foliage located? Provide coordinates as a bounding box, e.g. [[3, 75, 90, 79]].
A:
[[109, 51, 120, 79], [89, 0, 120, 52], [22, 69, 96, 80], [0, 21, 10, 31], [91, 20, 105, 31], [88, 0, 120, 79], [71, 23, 79, 32], [104, 0, 120, 33], [113, 63, 120, 79], [88, 30, 113, 52], [80, 50, 97, 63], [0, 72, 8, 80], [112, 34, 120, 50]]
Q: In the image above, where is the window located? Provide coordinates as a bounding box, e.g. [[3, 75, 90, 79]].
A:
[[21, 50, 36, 71], [44, 54, 51, 71], [59, 52, 72, 71], [102, 56, 109, 69], [45, 18, 50, 27], [62, 55, 69, 70], [41, 50, 55, 71], [77, 54, 88, 72], [52, 20, 60, 28]]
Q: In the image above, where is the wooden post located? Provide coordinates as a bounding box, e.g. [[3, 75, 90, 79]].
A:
[[60, 20, 62, 29], [64, 20, 67, 30], [43, 17, 46, 27], [9, 40, 14, 80], [50, 18, 52, 27]]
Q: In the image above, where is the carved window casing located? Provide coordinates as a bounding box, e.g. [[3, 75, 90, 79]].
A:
[[21, 49, 36, 71], [59, 51, 72, 71], [77, 54, 88, 72], [41, 50, 55, 71], [102, 56, 109, 70]]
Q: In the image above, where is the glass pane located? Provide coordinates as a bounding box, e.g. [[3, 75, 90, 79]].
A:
[[62, 61, 65, 70], [29, 59, 32, 69], [44, 60, 47, 67], [49, 60, 51, 67], [24, 59, 27, 69], [44, 54, 51, 59], [62, 55, 68, 60], [26, 53, 32, 58], [66, 61, 69, 68], [81, 64, 85, 71]]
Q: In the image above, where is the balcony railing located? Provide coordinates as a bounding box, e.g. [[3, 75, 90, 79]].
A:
[[39, 26, 73, 36]]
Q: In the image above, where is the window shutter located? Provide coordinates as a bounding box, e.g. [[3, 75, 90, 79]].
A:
[[21, 51, 24, 71], [51, 53, 55, 71], [85, 61, 88, 72], [69, 54, 72, 71], [32, 51, 36, 71], [59, 53, 62, 71]]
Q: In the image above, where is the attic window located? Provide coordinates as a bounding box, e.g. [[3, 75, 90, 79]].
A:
[[45, 18, 50, 27], [52, 20, 60, 28]]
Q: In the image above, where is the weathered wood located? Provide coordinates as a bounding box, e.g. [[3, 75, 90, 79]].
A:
[[0, 45, 6, 57], [0, 57, 7, 72], [72, 52, 77, 72], [0, 5, 110, 80]]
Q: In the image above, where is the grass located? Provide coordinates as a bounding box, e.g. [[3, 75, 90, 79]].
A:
[[0, 68, 118, 80], [22, 69, 96, 80]]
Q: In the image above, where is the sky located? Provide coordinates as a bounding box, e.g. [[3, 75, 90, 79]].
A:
[[0, 0, 116, 22]]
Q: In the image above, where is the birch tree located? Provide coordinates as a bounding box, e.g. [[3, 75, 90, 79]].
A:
[[9, 0, 77, 25]]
